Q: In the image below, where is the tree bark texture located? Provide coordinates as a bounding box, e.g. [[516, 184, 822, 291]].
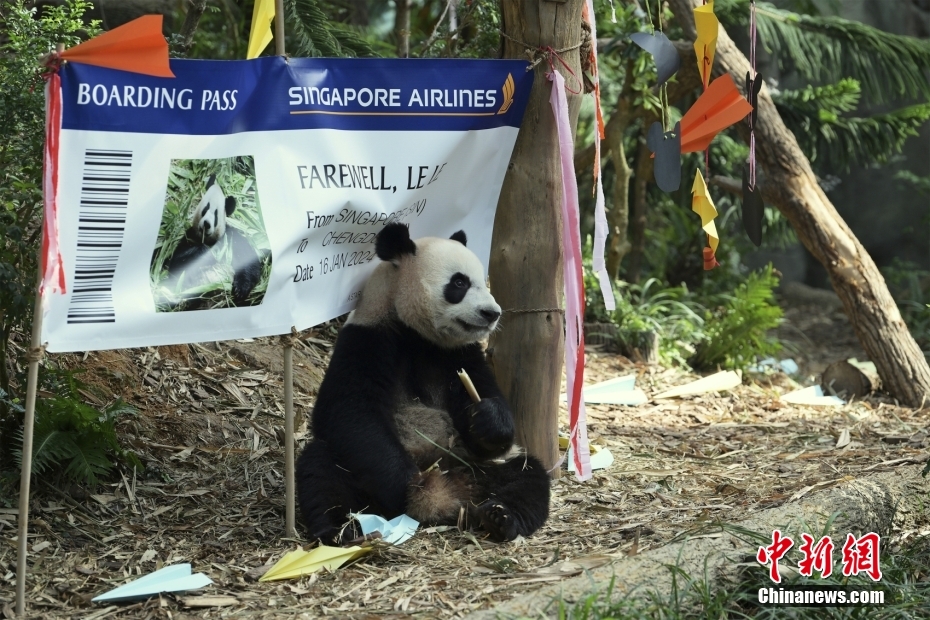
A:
[[605, 112, 632, 279], [395, 0, 411, 58], [627, 131, 653, 283], [668, 0, 930, 407], [489, 0, 586, 475]]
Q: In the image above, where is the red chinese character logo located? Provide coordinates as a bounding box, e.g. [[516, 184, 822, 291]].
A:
[[841, 532, 882, 581], [798, 534, 834, 578], [757, 529, 794, 583]]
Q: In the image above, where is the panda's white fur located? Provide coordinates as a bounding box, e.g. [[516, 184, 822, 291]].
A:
[[190, 180, 229, 245], [348, 236, 501, 348]]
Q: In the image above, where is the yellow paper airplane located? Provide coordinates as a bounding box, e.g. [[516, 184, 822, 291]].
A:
[[259, 545, 371, 581], [693, 0, 718, 89], [691, 169, 719, 253], [247, 0, 275, 59]]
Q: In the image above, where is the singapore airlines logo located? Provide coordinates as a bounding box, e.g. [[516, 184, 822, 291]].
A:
[[288, 73, 518, 117], [498, 74, 514, 114]]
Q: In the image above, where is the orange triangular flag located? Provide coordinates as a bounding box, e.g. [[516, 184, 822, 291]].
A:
[[679, 73, 751, 153], [60, 15, 174, 78]]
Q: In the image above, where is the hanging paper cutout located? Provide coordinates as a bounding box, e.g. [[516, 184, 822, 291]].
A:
[[680, 73, 752, 153], [745, 71, 762, 130], [693, 0, 718, 89], [60, 15, 174, 77], [583, 0, 615, 312], [247, 0, 276, 59], [742, 166, 764, 247], [549, 69, 592, 481], [629, 32, 681, 86], [647, 121, 682, 192], [691, 170, 720, 270]]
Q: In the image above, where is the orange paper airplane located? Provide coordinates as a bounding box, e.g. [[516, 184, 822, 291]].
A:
[[680, 73, 752, 153], [60, 15, 174, 78]]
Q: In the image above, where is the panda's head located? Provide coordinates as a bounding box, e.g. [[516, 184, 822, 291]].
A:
[[191, 174, 237, 246], [351, 223, 501, 348]]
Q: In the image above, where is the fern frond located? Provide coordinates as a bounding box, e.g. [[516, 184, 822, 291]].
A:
[[774, 80, 930, 171], [286, 0, 377, 58], [716, 0, 930, 105], [15, 427, 78, 475]]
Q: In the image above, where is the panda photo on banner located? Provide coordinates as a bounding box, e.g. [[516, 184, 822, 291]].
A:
[[150, 156, 272, 311]]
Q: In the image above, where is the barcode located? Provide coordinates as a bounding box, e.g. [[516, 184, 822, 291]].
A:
[[66, 149, 132, 324]]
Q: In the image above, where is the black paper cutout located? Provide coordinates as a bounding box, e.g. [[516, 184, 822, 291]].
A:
[[742, 165, 764, 247], [745, 71, 762, 129], [630, 32, 681, 86], [647, 121, 682, 193]]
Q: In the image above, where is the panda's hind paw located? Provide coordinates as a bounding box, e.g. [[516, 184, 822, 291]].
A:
[[475, 500, 519, 542]]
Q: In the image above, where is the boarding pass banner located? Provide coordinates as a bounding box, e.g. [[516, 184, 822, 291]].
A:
[[42, 57, 532, 352]]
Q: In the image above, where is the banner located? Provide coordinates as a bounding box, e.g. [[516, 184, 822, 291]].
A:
[[41, 57, 532, 352]]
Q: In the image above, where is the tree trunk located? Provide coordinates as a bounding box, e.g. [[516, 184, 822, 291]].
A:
[[627, 130, 653, 283], [668, 0, 930, 407], [489, 0, 585, 475], [605, 113, 632, 280], [394, 0, 410, 58]]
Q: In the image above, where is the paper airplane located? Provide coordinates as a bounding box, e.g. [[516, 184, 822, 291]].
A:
[[693, 0, 718, 89], [568, 446, 614, 473], [92, 564, 212, 603], [654, 370, 741, 399], [60, 15, 174, 77], [561, 375, 648, 406], [259, 545, 370, 582], [680, 74, 753, 153], [750, 358, 799, 375], [781, 385, 845, 406], [559, 436, 614, 473], [354, 513, 419, 545]]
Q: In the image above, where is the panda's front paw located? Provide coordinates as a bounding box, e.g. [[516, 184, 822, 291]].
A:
[[474, 499, 519, 542], [467, 398, 514, 458]]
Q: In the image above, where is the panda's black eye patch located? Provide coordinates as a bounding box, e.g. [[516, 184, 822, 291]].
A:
[[201, 204, 210, 217], [443, 272, 471, 304]]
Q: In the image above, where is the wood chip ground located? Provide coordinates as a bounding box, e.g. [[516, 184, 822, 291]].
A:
[[1, 294, 927, 618]]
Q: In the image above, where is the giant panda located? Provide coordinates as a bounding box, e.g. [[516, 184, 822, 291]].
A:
[[296, 223, 551, 543], [161, 174, 262, 307]]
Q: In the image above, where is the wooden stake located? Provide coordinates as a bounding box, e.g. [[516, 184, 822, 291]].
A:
[[274, 0, 286, 56], [16, 279, 44, 616], [284, 329, 297, 538]]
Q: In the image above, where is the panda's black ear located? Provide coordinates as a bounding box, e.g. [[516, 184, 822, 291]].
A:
[[450, 230, 467, 246], [376, 223, 416, 262], [206, 174, 217, 189], [225, 196, 237, 216]]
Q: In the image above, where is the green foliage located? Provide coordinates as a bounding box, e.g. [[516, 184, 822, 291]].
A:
[[882, 260, 930, 357], [895, 171, 930, 197], [717, 0, 930, 106], [286, 0, 378, 58], [4, 368, 141, 486], [0, 0, 97, 402], [774, 79, 930, 171], [691, 265, 783, 371]]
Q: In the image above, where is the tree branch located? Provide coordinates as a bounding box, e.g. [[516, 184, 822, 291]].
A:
[[177, 0, 208, 56]]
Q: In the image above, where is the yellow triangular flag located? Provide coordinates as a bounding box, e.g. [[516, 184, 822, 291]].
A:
[[247, 0, 276, 59], [259, 545, 371, 581], [691, 169, 719, 252], [693, 0, 718, 89]]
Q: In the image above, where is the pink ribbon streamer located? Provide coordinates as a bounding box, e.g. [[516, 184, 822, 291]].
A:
[[549, 69, 591, 481], [585, 0, 616, 314], [41, 71, 67, 308]]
